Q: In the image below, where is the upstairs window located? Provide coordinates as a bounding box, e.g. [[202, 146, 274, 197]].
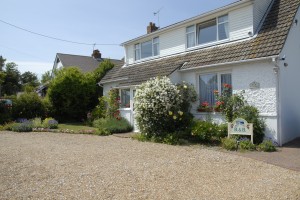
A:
[[135, 37, 159, 61], [186, 14, 229, 48]]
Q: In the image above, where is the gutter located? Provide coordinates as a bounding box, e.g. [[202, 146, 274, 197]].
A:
[[178, 56, 279, 72]]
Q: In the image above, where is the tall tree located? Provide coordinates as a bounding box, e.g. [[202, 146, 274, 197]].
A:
[[2, 62, 21, 96], [41, 70, 52, 84], [21, 71, 40, 88], [0, 56, 5, 71], [0, 56, 6, 96], [48, 67, 96, 121]]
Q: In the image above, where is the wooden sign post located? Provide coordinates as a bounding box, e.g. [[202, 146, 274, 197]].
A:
[[228, 118, 254, 144]]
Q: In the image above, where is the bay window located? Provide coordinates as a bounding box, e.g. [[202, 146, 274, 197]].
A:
[[186, 14, 229, 48], [135, 37, 159, 61], [199, 73, 232, 109]]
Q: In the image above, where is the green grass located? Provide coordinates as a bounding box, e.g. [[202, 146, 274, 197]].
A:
[[58, 123, 97, 131]]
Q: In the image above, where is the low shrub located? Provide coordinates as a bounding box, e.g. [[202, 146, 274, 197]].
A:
[[0, 122, 15, 131], [132, 133, 149, 142], [239, 139, 256, 151], [93, 117, 133, 134], [221, 137, 237, 151], [257, 140, 277, 152], [192, 121, 226, 142], [217, 123, 228, 139], [234, 105, 265, 144], [43, 118, 58, 129], [192, 121, 217, 141], [11, 122, 32, 132], [12, 92, 45, 119], [31, 118, 43, 128]]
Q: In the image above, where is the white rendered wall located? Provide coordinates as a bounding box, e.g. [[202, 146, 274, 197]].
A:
[[279, 7, 300, 144], [180, 61, 278, 141]]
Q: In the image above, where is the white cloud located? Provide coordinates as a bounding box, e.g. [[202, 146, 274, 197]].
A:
[[7, 61, 53, 79]]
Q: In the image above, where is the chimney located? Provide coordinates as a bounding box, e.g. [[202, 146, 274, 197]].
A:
[[92, 49, 102, 59], [147, 22, 158, 34]]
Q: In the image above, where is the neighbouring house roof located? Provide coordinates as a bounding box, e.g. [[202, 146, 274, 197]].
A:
[[56, 53, 123, 73], [101, 0, 300, 87]]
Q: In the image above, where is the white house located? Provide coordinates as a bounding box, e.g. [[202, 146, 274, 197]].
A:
[[100, 0, 300, 146]]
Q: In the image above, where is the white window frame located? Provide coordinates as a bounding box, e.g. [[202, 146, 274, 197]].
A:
[[120, 88, 131, 109], [186, 25, 196, 48], [134, 37, 160, 61], [186, 14, 229, 49], [134, 44, 140, 61]]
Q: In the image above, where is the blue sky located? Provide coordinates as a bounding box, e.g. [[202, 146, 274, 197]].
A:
[[1, 0, 236, 78]]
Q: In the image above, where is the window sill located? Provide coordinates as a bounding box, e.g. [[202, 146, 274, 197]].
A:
[[134, 55, 160, 64], [119, 108, 131, 111], [186, 39, 230, 51]]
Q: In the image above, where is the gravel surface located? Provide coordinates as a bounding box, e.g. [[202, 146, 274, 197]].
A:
[[0, 131, 300, 200]]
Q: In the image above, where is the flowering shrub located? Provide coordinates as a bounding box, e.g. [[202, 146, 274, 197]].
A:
[[177, 82, 197, 112], [135, 77, 183, 136], [106, 89, 120, 119], [42, 117, 58, 129], [197, 101, 212, 112]]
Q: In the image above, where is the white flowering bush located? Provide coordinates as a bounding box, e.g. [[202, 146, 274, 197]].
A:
[[135, 76, 183, 136]]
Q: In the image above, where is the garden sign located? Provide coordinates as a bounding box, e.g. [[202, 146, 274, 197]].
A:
[[228, 118, 253, 144]]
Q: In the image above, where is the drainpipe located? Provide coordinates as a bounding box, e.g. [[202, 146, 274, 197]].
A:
[[272, 56, 282, 146]]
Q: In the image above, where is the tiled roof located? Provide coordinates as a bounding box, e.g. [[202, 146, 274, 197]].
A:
[[57, 53, 123, 73], [101, 0, 300, 86]]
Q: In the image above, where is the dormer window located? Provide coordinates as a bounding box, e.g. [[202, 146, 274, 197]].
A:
[[186, 14, 229, 48], [135, 37, 160, 61]]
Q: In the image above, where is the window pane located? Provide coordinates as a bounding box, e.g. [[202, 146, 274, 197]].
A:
[[141, 40, 152, 59], [186, 25, 195, 33], [218, 15, 228, 23], [199, 74, 218, 106], [135, 50, 140, 60], [135, 44, 140, 60], [221, 74, 232, 93], [187, 33, 195, 48], [153, 43, 159, 56], [198, 19, 217, 44], [153, 37, 159, 44], [121, 89, 130, 108], [218, 22, 229, 40]]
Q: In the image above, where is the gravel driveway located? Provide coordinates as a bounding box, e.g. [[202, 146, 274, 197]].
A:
[[0, 132, 299, 200]]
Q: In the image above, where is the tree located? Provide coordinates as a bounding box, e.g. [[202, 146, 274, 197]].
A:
[[21, 71, 40, 88], [41, 70, 52, 84], [47, 67, 97, 121], [0, 56, 5, 71], [93, 59, 114, 97], [0, 56, 6, 97], [2, 62, 21, 96]]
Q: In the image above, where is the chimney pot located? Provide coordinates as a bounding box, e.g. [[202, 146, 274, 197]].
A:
[[147, 22, 158, 34], [92, 49, 101, 59]]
